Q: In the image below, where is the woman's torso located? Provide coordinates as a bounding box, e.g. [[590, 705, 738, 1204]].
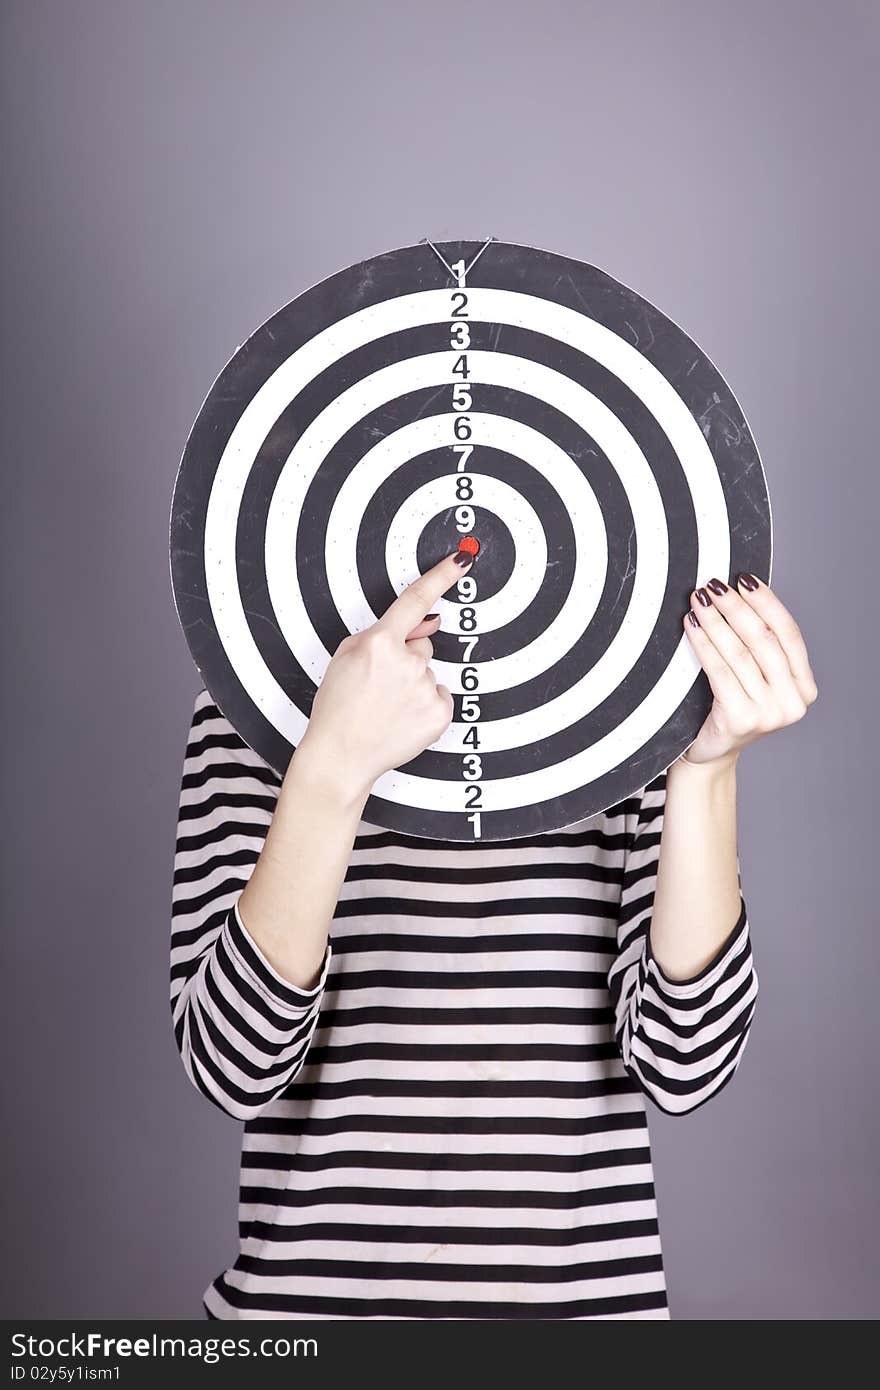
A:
[[206, 814, 668, 1320]]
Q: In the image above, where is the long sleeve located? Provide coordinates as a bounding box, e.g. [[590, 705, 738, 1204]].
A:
[[607, 770, 758, 1116], [170, 688, 333, 1121]]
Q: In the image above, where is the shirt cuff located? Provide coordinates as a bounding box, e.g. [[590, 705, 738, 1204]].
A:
[[643, 896, 749, 998], [223, 897, 333, 1012]]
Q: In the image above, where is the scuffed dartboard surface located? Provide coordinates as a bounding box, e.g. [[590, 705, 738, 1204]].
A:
[[170, 238, 771, 840]]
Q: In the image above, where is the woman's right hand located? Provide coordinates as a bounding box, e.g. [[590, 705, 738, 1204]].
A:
[[296, 550, 475, 800]]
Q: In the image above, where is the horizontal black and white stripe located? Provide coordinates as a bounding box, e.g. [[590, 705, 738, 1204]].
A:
[[171, 688, 758, 1320]]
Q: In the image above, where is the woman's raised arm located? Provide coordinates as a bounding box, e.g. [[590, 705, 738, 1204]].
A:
[[169, 550, 472, 1119]]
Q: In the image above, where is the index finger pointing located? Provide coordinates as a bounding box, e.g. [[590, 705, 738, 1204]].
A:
[[375, 551, 474, 640]]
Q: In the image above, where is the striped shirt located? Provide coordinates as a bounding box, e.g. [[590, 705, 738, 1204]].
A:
[[171, 686, 758, 1320]]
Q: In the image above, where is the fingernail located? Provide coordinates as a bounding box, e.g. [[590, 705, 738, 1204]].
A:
[[695, 587, 712, 607], [452, 550, 473, 567], [707, 577, 728, 595], [737, 572, 759, 592], [686, 609, 700, 627], [425, 612, 440, 621]]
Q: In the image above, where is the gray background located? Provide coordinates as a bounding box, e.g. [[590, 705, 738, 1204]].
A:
[[2, 0, 876, 1320]]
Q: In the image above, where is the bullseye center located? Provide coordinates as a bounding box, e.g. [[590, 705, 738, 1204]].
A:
[[458, 535, 480, 556]]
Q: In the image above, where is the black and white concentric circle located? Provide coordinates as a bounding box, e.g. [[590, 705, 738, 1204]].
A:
[[170, 239, 772, 840]]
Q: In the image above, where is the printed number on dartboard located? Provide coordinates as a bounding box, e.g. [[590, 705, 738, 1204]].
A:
[[449, 260, 482, 839]]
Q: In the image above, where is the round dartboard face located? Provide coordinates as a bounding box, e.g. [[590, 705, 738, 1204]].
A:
[[170, 238, 771, 841]]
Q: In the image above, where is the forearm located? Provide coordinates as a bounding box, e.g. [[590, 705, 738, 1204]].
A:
[[236, 732, 371, 991], [649, 750, 743, 981]]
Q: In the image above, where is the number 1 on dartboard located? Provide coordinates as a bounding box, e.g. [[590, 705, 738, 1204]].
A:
[[449, 260, 483, 839]]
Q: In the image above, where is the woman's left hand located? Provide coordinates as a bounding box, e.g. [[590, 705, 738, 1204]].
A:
[[679, 572, 819, 767]]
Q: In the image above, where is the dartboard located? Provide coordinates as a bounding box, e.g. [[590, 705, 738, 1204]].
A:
[[169, 237, 771, 841]]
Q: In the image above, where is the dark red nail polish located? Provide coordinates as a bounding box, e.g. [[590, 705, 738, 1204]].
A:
[[737, 572, 759, 592], [425, 612, 440, 621], [686, 609, 700, 627], [696, 587, 712, 607], [452, 550, 473, 567], [707, 577, 728, 595]]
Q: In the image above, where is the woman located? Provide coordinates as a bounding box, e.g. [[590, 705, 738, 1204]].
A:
[[170, 549, 817, 1319]]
